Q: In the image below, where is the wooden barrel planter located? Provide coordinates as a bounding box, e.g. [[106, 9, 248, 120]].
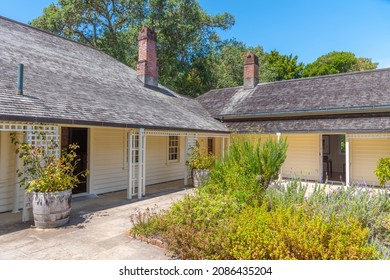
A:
[[32, 189, 72, 228]]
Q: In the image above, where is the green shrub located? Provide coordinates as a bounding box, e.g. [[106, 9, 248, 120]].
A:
[[224, 204, 380, 260], [129, 191, 242, 259], [265, 179, 308, 209], [166, 192, 241, 230], [258, 137, 288, 187], [207, 137, 287, 203], [130, 157, 389, 260], [129, 206, 168, 237], [375, 157, 390, 187], [266, 182, 390, 258]]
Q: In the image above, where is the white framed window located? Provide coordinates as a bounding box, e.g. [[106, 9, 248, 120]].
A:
[[125, 133, 139, 168], [132, 135, 139, 164], [168, 135, 180, 162]]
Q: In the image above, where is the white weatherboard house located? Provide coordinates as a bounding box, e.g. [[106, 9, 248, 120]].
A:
[[0, 17, 230, 220], [197, 52, 390, 187], [1, 16, 390, 223]]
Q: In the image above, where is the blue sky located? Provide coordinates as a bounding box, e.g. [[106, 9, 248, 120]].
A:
[[1, 0, 390, 68]]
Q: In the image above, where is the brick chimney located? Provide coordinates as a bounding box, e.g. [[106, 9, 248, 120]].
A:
[[243, 51, 259, 89], [137, 26, 158, 87]]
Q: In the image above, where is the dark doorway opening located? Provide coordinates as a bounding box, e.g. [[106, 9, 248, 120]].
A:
[[61, 127, 88, 194], [322, 134, 346, 182]]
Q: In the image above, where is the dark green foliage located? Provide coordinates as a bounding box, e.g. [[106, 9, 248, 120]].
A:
[[31, 2, 378, 96], [209, 40, 269, 88], [30, 0, 235, 97], [209, 41, 305, 89]]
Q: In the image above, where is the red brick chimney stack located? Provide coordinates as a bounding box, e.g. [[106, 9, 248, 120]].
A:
[[244, 51, 259, 89], [137, 26, 158, 87]]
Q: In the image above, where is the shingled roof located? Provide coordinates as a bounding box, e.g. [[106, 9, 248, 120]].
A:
[[197, 65, 390, 133], [0, 16, 228, 133]]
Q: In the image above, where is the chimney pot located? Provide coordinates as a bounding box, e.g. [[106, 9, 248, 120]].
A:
[[137, 26, 158, 87], [243, 51, 259, 89]]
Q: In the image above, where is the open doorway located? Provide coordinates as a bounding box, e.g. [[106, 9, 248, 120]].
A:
[[61, 127, 89, 194], [322, 134, 346, 182]]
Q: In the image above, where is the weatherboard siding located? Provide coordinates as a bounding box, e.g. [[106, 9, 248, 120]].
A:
[[282, 134, 320, 181], [0, 132, 18, 212], [238, 133, 320, 181], [89, 128, 186, 195], [145, 136, 185, 185], [350, 137, 390, 186], [89, 127, 128, 195]]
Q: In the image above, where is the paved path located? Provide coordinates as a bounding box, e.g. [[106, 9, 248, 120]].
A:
[[0, 188, 194, 260]]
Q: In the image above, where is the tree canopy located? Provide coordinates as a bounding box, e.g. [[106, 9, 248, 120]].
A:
[[302, 51, 378, 77], [209, 40, 266, 89], [31, 0, 234, 96], [30, 1, 378, 96], [265, 50, 304, 81]]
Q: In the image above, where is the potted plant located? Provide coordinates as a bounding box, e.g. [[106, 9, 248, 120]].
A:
[[11, 134, 89, 228], [186, 141, 215, 187]]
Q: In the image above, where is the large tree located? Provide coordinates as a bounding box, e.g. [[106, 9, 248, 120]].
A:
[[302, 51, 378, 77], [30, 0, 234, 96], [209, 40, 266, 89], [265, 50, 304, 81], [209, 41, 304, 89]]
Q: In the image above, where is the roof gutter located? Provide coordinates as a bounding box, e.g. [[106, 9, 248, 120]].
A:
[[235, 128, 390, 134], [216, 105, 390, 120], [0, 114, 230, 134]]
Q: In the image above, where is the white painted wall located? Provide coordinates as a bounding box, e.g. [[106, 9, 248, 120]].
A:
[[350, 137, 390, 186], [145, 136, 186, 185], [89, 128, 186, 195], [89, 127, 129, 195], [0, 132, 18, 212], [281, 133, 320, 181], [236, 133, 319, 181]]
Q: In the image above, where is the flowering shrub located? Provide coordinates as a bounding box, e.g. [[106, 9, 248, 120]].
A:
[[186, 141, 215, 170], [11, 133, 89, 193], [224, 204, 379, 260]]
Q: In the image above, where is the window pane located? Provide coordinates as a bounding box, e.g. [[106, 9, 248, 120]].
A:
[[208, 138, 214, 154], [168, 136, 179, 162]]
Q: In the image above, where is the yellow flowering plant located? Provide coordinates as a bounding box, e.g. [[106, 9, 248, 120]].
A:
[[186, 141, 215, 170], [11, 133, 89, 193]]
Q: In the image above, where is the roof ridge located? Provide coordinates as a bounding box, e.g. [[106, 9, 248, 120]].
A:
[[200, 67, 390, 95], [262, 67, 390, 85]]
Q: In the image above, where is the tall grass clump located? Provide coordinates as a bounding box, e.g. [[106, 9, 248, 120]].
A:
[[205, 137, 287, 203]]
